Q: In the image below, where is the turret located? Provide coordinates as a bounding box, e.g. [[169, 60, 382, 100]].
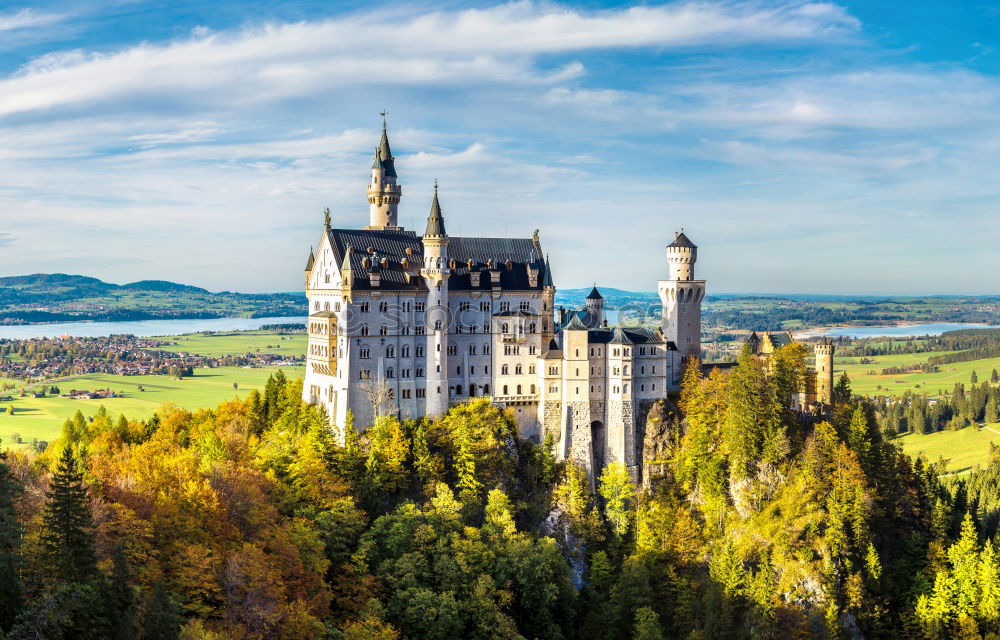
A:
[[366, 120, 402, 229], [666, 230, 697, 281], [420, 182, 450, 417], [585, 285, 604, 327], [814, 338, 835, 406]]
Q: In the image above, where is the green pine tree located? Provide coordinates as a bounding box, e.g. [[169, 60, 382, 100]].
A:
[[0, 444, 24, 632], [109, 543, 136, 640], [140, 581, 182, 640], [40, 447, 97, 585], [633, 606, 665, 640]]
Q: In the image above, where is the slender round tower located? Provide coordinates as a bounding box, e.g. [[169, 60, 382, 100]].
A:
[[814, 338, 835, 406], [585, 285, 604, 327], [366, 120, 402, 229], [421, 182, 450, 418]]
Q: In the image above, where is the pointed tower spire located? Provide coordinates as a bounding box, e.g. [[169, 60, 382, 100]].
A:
[[305, 246, 315, 271], [377, 119, 396, 178], [424, 180, 447, 237]]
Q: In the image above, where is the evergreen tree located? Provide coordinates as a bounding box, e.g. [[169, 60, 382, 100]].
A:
[[109, 543, 136, 640], [140, 582, 182, 640], [972, 371, 979, 384], [834, 372, 853, 406], [986, 395, 999, 425], [632, 606, 665, 640], [598, 463, 636, 539], [992, 369, 999, 384], [40, 447, 97, 585], [0, 445, 24, 632]]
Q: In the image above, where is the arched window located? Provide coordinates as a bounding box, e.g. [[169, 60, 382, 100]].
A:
[[515, 365, 522, 375], [360, 325, 369, 336], [324, 301, 330, 311], [386, 368, 394, 378], [502, 364, 509, 375], [380, 325, 388, 336], [503, 385, 509, 395], [529, 323, 536, 333], [469, 385, 477, 397], [483, 384, 490, 395], [516, 384, 522, 394], [530, 384, 536, 394], [386, 346, 395, 358], [456, 384, 463, 395]]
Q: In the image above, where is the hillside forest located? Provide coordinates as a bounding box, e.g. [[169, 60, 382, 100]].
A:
[[2, 344, 1000, 639]]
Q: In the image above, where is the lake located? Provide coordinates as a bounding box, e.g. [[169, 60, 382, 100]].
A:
[[0, 316, 307, 339], [802, 323, 1000, 339]]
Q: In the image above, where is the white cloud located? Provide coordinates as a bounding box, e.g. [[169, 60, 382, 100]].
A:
[[0, 1, 858, 118], [0, 8, 63, 32]]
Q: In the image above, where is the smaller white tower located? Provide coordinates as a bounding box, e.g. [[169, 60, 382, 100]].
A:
[[585, 286, 604, 327], [658, 230, 705, 361], [366, 120, 402, 230], [814, 338, 835, 406], [421, 182, 450, 417]]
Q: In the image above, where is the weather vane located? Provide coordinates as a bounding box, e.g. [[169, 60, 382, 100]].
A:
[[379, 108, 389, 127]]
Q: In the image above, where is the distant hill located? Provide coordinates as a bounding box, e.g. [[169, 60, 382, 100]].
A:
[[0, 273, 304, 325], [120, 280, 209, 294]]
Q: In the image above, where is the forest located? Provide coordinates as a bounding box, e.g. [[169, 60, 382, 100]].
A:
[[0, 346, 998, 639]]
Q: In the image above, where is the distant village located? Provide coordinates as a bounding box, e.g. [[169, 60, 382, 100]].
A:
[[0, 334, 302, 383]]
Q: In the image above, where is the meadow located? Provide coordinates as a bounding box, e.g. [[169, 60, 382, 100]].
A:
[[837, 351, 1000, 397], [156, 330, 306, 357], [0, 329, 307, 448], [895, 426, 1000, 474]]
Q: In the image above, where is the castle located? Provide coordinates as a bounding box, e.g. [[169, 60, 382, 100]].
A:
[[302, 122, 833, 480]]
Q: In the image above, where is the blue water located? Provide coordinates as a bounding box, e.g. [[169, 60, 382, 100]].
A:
[[809, 323, 1000, 338], [0, 316, 307, 339]]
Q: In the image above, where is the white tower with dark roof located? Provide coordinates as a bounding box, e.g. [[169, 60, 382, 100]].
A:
[[585, 286, 604, 327], [421, 183, 450, 417], [658, 231, 705, 364], [366, 120, 401, 230]]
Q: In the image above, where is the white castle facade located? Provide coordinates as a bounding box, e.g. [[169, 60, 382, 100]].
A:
[[303, 123, 706, 479]]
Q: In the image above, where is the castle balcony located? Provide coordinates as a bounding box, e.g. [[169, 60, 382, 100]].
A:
[[501, 332, 525, 344]]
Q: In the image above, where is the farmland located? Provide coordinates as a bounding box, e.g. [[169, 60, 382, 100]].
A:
[[0, 329, 307, 448], [837, 351, 1000, 397]]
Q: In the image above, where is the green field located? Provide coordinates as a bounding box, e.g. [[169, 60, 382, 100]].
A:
[[895, 426, 1000, 474], [838, 351, 1000, 397], [154, 331, 306, 357], [0, 365, 304, 447]]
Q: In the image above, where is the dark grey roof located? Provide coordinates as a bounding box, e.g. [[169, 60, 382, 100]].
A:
[[586, 327, 666, 346], [327, 228, 549, 292], [493, 310, 539, 317], [586, 286, 603, 300], [668, 231, 696, 249], [377, 125, 396, 178], [447, 237, 548, 292], [558, 309, 601, 330], [563, 314, 588, 331], [425, 187, 446, 237]]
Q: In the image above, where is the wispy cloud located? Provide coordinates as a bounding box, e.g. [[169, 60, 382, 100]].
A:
[[0, 8, 64, 33]]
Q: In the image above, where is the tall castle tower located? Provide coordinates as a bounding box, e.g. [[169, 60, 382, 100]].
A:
[[421, 183, 450, 417], [366, 120, 401, 229], [658, 231, 705, 361], [814, 338, 835, 405]]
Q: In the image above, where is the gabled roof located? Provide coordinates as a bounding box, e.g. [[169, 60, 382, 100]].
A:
[[668, 231, 696, 249], [586, 327, 667, 346], [327, 228, 549, 292], [586, 286, 603, 300]]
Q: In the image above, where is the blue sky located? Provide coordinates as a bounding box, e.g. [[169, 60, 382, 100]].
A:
[[1, 1, 999, 294]]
